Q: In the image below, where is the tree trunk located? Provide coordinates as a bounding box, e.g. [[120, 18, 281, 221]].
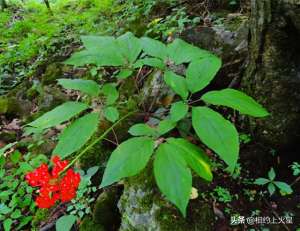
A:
[[242, 0, 300, 150]]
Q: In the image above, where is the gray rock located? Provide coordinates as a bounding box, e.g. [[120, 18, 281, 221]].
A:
[[118, 166, 214, 231]]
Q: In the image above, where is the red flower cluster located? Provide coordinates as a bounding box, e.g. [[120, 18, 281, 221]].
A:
[[25, 156, 80, 208]]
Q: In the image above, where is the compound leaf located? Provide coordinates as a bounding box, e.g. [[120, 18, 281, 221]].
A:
[[128, 124, 156, 137], [100, 137, 155, 187], [186, 56, 221, 93], [104, 107, 119, 122], [53, 113, 99, 159], [167, 138, 213, 181], [117, 32, 142, 63], [140, 37, 167, 60], [154, 143, 192, 216], [170, 101, 189, 122], [58, 78, 100, 97], [27, 102, 89, 129], [164, 71, 188, 100], [192, 106, 239, 173], [201, 88, 269, 117], [167, 38, 211, 65]]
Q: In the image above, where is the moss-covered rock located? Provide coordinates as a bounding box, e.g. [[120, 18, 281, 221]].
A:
[[41, 63, 63, 85], [93, 187, 122, 230], [0, 96, 32, 118], [37, 86, 67, 112], [0, 97, 8, 114], [118, 165, 214, 231], [79, 216, 105, 231]]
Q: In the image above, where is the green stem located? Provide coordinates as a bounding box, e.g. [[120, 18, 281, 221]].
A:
[[61, 110, 137, 174]]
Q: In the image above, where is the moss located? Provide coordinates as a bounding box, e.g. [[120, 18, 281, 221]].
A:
[[93, 187, 121, 230], [223, 14, 248, 31], [41, 63, 63, 85], [118, 164, 214, 231], [79, 216, 105, 231], [0, 97, 8, 114]]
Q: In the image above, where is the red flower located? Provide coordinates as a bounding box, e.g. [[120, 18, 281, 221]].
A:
[[25, 156, 81, 208]]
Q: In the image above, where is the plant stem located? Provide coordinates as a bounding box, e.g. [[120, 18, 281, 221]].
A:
[[61, 110, 137, 174]]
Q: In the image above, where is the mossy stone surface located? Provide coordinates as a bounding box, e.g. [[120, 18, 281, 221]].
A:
[[118, 164, 214, 231], [41, 63, 63, 85], [79, 216, 105, 231], [93, 187, 122, 230], [0, 97, 8, 114]]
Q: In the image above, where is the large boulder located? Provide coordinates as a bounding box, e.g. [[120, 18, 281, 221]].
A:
[[118, 166, 214, 231]]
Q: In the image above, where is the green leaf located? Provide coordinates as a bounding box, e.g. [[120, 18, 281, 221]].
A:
[[3, 218, 13, 231], [254, 178, 270, 185], [102, 83, 119, 105], [133, 58, 165, 69], [104, 107, 119, 122], [65, 36, 125, 67], [27, 102, 89, 129], [268, 183, 276, 195], [116, 32, 142, 63], [56, 215, 77, 231], [116, 69, 133, 79], [16, 216, 32, 230], [167, 138, 213, 181], [10, 151, 21, 164], [86, 166, 99, 178], [274, 181, 293, 194], [268, 168, 276, 181], [140, 37, 167, 60], [100, 137, 155, 187], [81, 35, 125, 66], [128, 124, 156, 136], [170, 101, 189, 122], [10, 209, 21, 219], [17, 162, 33, 174], [0, 204, 11, 215], [167, 38, 211, 65], [201, 89, 269, 117], [157, 120, 176, 135], [186, 56, 222, 93], [64, 50, 102, 67], [57, 79, 100, 97], [164, 71, 188, 99], [53, 113, 99, 159], [154, 143, 192, 216], [192, 106, 239, 173]]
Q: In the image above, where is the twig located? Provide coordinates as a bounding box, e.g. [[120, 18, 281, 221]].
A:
[[111, 128, 119, 145], [103, 138, 118, 146], [290, 176, 300, 186], [262, 198, 290, 231]]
